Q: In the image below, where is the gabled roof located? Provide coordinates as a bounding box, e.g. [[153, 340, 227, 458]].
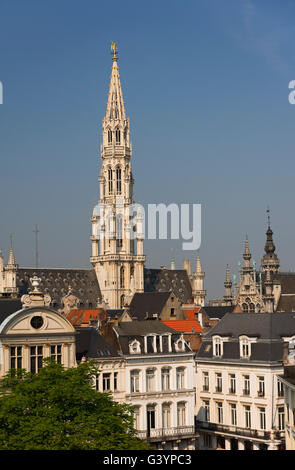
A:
[[144, 268, 193, 303], [161, 320, 202, 334], [129, 292, 171, 320], [201, 305, 235, 319]]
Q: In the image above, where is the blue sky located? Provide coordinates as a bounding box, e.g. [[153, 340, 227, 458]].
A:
[[0, 0, 295, 300]]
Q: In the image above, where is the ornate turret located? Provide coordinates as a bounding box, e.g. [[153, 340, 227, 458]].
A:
[[3, 236, 18, 297], [224, 265, 233, 306], [263, 269, 274, 313], [191, 254, 206, 306], [261, 209, 280, 275]]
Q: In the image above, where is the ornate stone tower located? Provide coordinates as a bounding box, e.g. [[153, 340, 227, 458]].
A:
[[261, 213, 280, 275], [90, 43, 146, 309], [191, 254, 206, 306], [223, 265, 233, 306]]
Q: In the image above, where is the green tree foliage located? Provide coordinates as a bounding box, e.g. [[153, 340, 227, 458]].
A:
[[0, 359, 151, 450]]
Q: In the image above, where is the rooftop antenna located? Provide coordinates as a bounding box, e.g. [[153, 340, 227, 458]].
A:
[[33, 224, 39, 269], [267, 206, 271, 228]]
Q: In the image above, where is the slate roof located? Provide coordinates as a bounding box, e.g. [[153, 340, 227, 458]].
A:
[[17, 268, 101, 308], [197, 312, 295, 364], [0, 299, 23, 325], [129, 292, 170, 320], [201, 305, 235, 319], [114, 320, 192, 355], [75, 326, 119, 360], [144, 268, 193, 303]]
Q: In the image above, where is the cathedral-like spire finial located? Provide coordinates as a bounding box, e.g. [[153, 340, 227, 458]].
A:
[[266, 206, 271, 228], [105, 41, 126, 121], [111, 41, 118, 61]]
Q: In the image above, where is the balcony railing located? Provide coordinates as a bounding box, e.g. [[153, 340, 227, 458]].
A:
[[196, 420, 284, 441], [136, 425, 195, 441]]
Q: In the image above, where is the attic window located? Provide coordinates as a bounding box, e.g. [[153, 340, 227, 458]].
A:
[[129, 340, 141, 354], [213, 336, 223, 357], [240, 336, 251, 358]]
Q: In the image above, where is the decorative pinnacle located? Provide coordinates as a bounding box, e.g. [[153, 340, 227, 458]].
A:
[[111, 41, 118, 61]]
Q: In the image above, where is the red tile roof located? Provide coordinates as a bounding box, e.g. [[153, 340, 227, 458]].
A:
[[67, 309, 104, 326], [161, 320, 202, 333], [182, 307, 201, 321]]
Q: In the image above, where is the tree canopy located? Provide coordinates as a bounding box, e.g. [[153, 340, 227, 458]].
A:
[[0, 359, 151, 450]]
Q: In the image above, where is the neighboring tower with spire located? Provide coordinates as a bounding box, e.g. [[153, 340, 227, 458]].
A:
[[263, 269, 274, 313], [261, 208, 280, 275], [90, 43, 146, 309], [0, 235, 19, 298], [223, 265, 233, 306], [236, 236, 263, 312], [191, 254, 206, 306]]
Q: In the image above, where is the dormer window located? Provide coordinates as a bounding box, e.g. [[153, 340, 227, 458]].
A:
[[175, 335, 186, 352], [240, 336, 251, 358], [129, 339, 141, 354], [213, 336, 223, 357]]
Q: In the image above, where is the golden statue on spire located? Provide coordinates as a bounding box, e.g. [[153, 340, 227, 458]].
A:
[[111, 41, 118, 60]]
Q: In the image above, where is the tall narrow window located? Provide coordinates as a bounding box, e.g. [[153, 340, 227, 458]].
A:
[[115, 129, 121, 144], [116, 167, 122, 194], [146, 369, 156, 392], [203, 400, 210, 422], [162, 403, 171, 428], [102, 373, 111, 391], [259, 407, 266, 430], [229, 374, 236, 394], [116, 215, 123, 247], [216, 402, 223, 424], [278, 407, 285, 431], [245, 405, 251, 428], [231, 404, 237, 426], [216, 373, 222, 393], [133, 406, 141, 430], [176, 367, 185, 390], [203, 371, 209, 391], [108, 130, 112, 143], [108, 168, 113, 194], [258, 376, 265, 397], [10, 346, 22, 370], [130, 370, 140, 393], [177, 402, 186, 426], [243, 375, 250, 395], [50, 344, 62, 364], [161, 368, 170, 390], [120, 266, 125, 288], [30, 346, 43, 374]]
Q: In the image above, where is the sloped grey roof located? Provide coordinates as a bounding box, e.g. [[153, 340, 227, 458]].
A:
[[75, 326, 119, 360], [201, 305, 235, 319], [197, 313, 295, 363], [129, 292, 170, 320], [144, 268, 193, 303], [0, 299, 23, 325], [114, 320, 192, 355]]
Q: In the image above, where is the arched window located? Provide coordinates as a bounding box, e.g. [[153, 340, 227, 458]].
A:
[[115, 129, 121, 144], [116, 214, 123, 248], [162, 403, 171, 428], [256, 304, 261, 313], [242, 303, 249, 313], [120, 294, 125, 308], [108, 168, 113, 194], [249, 303, 255, 313], [120, 266, 125, 289], [108, 130, 112, 143], [116, 167, 122, 194]]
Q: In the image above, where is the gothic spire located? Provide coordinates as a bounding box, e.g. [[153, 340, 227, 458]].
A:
[[105, 42, 126, 121], [7, 234, 16, 266], [261, 208, 280, 274]]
